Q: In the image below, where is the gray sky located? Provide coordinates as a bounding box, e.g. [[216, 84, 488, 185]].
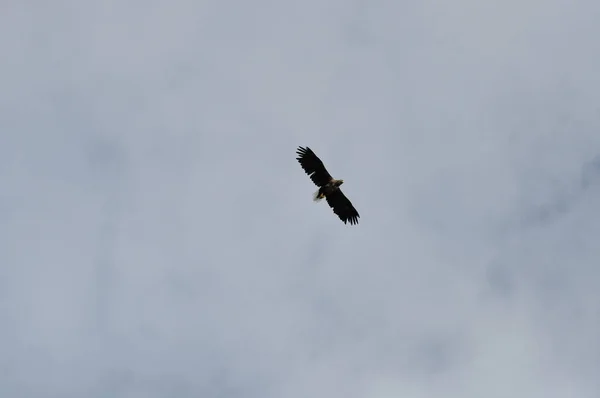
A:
[[2, 1, 600, 397]]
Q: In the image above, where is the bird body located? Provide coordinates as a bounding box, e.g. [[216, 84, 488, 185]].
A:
[[313, 179, 343, 201]]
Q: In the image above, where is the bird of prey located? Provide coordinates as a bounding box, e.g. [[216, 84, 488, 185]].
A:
[[296, 146, 360, 225]]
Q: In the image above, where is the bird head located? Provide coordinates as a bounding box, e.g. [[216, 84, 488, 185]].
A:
[[335, 179, 344, 186]]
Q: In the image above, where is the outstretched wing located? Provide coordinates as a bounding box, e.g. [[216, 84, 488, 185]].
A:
[[296, 146, 333, 187], [325, 189, 360, 225]]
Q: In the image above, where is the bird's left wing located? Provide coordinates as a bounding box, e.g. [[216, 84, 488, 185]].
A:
[[325, 189, 360, 225]]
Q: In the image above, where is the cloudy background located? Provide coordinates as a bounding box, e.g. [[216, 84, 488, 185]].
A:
[[2, 0, 600, 397]]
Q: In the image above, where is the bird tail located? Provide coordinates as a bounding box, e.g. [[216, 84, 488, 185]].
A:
[[313, 189, 325, 202]]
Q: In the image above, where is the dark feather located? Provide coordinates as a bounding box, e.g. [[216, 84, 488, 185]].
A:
[[325, 189, 360, 225], [296, 146, 333, 187]]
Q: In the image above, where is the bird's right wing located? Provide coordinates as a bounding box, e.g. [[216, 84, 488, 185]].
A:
[[296, 146, 334, 186]]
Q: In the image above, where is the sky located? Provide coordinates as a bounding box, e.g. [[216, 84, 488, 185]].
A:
[[1, 0, 600, 397]]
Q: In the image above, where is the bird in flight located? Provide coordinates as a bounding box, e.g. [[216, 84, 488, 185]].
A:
[[296, 146, 360, 225]]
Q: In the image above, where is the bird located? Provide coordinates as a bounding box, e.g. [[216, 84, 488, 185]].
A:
[[296, 146, 360, 225]]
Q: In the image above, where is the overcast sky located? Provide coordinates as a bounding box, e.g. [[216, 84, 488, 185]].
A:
[[2, 1, 600, 397]]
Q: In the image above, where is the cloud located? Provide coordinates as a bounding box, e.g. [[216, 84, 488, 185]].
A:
[[1, 0, 599, 397]]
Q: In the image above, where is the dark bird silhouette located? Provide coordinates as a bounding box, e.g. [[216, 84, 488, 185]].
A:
[[296, 146, 360, 225]]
